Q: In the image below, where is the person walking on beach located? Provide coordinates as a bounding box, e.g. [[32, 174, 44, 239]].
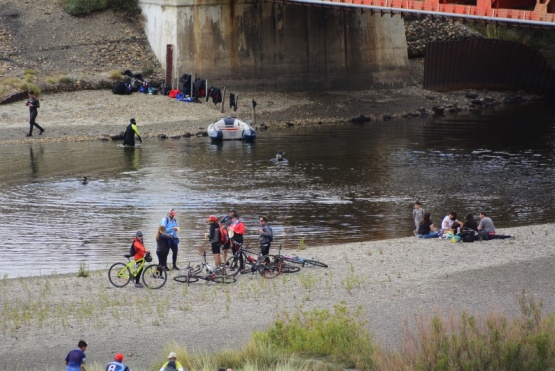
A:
[[258, 216, 273, 256], [161, 209, 180, 270], [105, 353, 129, 371], [65, 340, 87, 371], [159, 352, 184, 371], [412, 201, 424, 234], [25, 90, 44, 137], [416, 213, 439, 238], [156, 225, 173, 271], [123, 118, 142, 146], [132, 231, 148, 287], [207, 215, 223, 266]]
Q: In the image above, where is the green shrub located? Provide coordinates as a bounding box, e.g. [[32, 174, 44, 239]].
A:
[[111, 0, 141, 14], [63, 0, 108, 16], [141, 65, 154, 78], [109, 70, 123, 80], [77, 262, 89, 278], [18, 82, 40, 95], [399, 292, 555, 371], [253, 302, 374, 370]]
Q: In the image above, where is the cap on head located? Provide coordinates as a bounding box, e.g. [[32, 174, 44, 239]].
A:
[[130, 118, 136, 123], [114, 353, 124, 362], [207, 215, 218, 222], [167, 352, 177, 359], [136, 231, 143, 238], [169, 210, 176, 217]]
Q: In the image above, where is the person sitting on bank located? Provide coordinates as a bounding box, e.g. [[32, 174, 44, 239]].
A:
[[416, 213, 439, 238], [441, 210, 463, 237], [478, 211, 512, 240], [123, 118, 142, 147]]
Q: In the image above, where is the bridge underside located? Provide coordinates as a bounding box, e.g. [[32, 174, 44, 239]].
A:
[[139, 0, 411, 90]]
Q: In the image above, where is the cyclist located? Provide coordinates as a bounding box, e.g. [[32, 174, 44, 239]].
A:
[[229, 214, 246, 271], [207, 215, 222, 266], [105, 353, 129, 371], [219, 209, 235, 263], [131, 231, 148, 288]]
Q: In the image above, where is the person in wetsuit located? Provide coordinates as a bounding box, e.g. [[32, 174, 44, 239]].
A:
[[25, 90, 44, 137], [123, 118, 142, 146]]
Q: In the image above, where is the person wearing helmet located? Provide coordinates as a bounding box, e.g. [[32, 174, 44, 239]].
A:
[[123, 118, 142, 147], [219, 209, 235, 263], [206, 215, 222, 266], [131, 231, 148, 288]]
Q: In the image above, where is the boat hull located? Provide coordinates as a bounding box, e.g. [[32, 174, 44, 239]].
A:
[[208, 117, 256, 142]]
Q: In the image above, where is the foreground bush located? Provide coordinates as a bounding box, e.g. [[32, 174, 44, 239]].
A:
[[253, 302, 374, 370], [380, 292, 555, 371]]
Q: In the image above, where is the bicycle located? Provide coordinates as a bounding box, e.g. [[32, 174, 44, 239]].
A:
[[275, 244, 328, 269], [223, 242, 282, 279], [173, 249, 236, 285], [108, 252, 167, 289]]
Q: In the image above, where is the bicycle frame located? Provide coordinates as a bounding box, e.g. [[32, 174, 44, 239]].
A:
[[108, 254, 168, 289]]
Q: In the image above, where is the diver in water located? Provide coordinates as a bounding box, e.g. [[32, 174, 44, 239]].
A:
[[123, 118, 142, 147], [80, 176, 88, 185], [270, 151, 287, 163]]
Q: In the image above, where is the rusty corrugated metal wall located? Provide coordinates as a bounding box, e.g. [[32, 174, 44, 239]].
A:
[[424, 39, 555, 95]]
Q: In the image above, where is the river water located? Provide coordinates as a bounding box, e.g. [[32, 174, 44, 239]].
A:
[[1, 102, 554, 277]]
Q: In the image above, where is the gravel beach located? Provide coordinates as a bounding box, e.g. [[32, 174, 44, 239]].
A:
[[1, 223, 554, 370]]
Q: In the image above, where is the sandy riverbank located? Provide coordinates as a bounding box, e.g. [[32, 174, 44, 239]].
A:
[[1, 223, 554, 370]]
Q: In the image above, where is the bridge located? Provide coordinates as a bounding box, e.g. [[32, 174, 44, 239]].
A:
[[139, 0, 554, 92], [283, 0, 555, 27]]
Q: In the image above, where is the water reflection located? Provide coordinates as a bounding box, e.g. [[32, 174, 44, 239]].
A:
[[0, 102, 554, 277]]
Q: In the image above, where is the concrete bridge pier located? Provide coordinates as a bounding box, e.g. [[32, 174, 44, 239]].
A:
[[139, 0, 410, 90]]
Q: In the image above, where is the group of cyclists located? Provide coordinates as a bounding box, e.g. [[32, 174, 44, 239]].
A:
[[128, 208, 273, 287]]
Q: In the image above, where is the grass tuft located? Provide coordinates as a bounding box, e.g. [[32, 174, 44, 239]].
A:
[[77, 262, 89, 278]]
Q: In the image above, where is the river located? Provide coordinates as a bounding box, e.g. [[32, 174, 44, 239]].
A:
[[0, 102, 554, 277]]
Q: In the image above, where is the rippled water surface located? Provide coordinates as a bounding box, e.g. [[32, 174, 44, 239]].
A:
[[1, 102, 554, 277]]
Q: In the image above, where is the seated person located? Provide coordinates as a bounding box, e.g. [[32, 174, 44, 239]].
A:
[[461, 213, 478, 231], [416, 213, 439, 238], [441, 211, 463, 236], [478, 212, 512, 240]]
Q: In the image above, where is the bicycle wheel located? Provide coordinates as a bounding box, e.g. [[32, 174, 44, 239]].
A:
[[213, 275, 237, 284], [142, 264, 168, 289], [258, 255, 282, 279], [108, 263, 132, 288], [222, 256, 241, 277], [280, 262, 301, 273], [302, 259, 328, 268], [173, 275, 200, 284]]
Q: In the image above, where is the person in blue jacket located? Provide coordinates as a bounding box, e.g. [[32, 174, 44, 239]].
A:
[[161, 209, 180, 270], [105, 353, 129, 371], [123, 118, 142, 146]]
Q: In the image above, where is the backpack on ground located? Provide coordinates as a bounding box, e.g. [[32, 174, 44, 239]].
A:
[[459, 228, 477, 243], [112, 81, 131, 95]]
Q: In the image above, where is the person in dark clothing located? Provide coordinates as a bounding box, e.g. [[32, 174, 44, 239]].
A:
[[207, 215, 222, 266], [219, 209, 235, 263], [258, 216, 272, 256], [155, 225, 173, 271], [462, 213, 479, 231], [25, 90, 44, 137], [416, 213, 439, 238], [123, 118, 142, 146]]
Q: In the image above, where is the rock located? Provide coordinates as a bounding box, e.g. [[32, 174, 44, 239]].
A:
[[258, 123, 268, 131], [383, 114, 392, 121], [195, 131, 207, 137], [157, 134, 167, 139], [432, 105, 445, 114], [110, 132, 124, 140], [182, 132, 192, 138], [285, 122, 294, 127], [466, 92, 479, 99], [350, 113, 371, 123], [170, 135, 182, 139], [471, 99, 484, 106]]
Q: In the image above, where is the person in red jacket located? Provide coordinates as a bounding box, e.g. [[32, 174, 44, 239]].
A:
[[131, 231, 148, 288], [229, 214, 245, 250]]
